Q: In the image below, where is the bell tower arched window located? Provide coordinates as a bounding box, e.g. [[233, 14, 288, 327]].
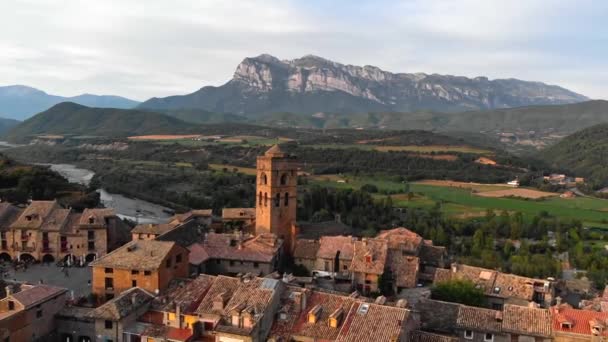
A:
[[275, 193, 281, 207], [280, 173, 288, 185], [258, 192, 262, 205], [284, 192, 289, 206], [261, 173, 267, 185]]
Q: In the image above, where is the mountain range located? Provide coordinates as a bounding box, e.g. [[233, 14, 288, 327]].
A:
[[139, 54, 587, 114], [0, 85, 139, 120]]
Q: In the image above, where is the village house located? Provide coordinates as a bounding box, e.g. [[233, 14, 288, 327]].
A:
[[350, 238, 388, 295], [191, 232, 283, 277], [551, 303, 608, 341], [55, 306, 96, 342], [1, 201, 129, 264], [86, 287, 155, 342], [292, 238, 319, 272], [415, 299, 552, 342], [222, 208, 256, 231], [132, 209, 212, 241], [90, 240, 189, 301], [268, 285, 416, 342], [434, 263, 554, 309], [0, 283, 68, 341]]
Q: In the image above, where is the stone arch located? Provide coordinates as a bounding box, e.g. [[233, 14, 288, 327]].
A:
[[19, 253, 35, 263], [260, 172, 267, 185], [85, 253, 97, 262], [42, 254, 55, 263], [280, 173, 288, 185], [0, 253, 10, 262]]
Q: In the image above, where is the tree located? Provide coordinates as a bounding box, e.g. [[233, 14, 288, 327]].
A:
[[431, 279, 486, 307]]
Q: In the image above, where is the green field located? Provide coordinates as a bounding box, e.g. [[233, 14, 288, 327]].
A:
[[309, 174, 608, 224], [304, 144, 492, 154]]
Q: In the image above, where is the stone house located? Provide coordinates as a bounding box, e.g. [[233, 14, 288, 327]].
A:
[[90, 240, 189, 301], [55, 306, 96, 342], [86, 287, 155, 342], [455, 305, 508, 342], [292, 238, 319, 273], [0, 284, 68, 341], [350, 238, 388, 295]]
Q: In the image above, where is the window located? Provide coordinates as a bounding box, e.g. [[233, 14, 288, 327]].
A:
[[275, 193, 280, 207], [261, 173, 267, 185], [258, 192, 262, 205], [264, 193, 268, 207], [464, 330, 473, 340], [176, 254, 182, 263], [166, 258, 172, 268], [284, 192, 289, 206], [88, 241, 95, 250], [88, 230, 95, 240], [131, 270, 139, 275], [36, 309, 42, 318], [144, 270, 151, 276], [215, 259, 221, 265], [132, 280, 137, 287], [229, 260, 235, 266], [484, 333, 494, 342], [105, 268, 113, 274], [8, 301, 14, 310], [280, 173, 287, 185], [105, 277, 113, 289], [253, 262, 259, 268], [105, 320, 113, 329]]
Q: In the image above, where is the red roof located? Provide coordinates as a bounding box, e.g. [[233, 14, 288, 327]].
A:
[[551, 305, 608, 336]]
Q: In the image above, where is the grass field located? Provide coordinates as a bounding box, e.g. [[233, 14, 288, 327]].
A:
[[154, 135, 291, 147], [307, 174, 608, 224], [305, 144, 492, 154]]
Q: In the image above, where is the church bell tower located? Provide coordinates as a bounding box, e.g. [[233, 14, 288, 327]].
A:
[[255, 145, 298, 251]]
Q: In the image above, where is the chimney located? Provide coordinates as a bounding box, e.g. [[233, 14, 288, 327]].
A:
[[293, 291, 307, 313], [175, 302, 181, 325], [555, 296, 562, 306], [5, 286, 11, 297], [451, 263, 458, 273], [495, 311, 503, 322]]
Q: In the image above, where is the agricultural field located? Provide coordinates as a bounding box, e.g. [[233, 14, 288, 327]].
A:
[[307, 174, 608, 225], [304, 144, 492, 154], [209, 164, 257, 176]]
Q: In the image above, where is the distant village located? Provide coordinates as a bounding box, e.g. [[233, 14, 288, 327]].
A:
[[0, 145, 607, 342]]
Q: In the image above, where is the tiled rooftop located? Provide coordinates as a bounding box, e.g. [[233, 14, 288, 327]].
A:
[[87, 287, 154, 320], [79, 208, 115, 227], [415, 299, 459, 333], [0, 203, 22, 229], [10, 200, 57, 229], [222, 208, 255, 220], [409, 330, 458, 342], [132, 222, 179, 235], [350, 239, 388, 275], [293, 239, 319, 260], [201, 232, 281, 263], [195, 276, 242, 316], [551, 304, 608, 336], [501, 304, 551, 337], [377, 227, 423, 254], [9, 284, 67, 309], [150, 275, 216, 314], [187, 242, 210, 265], [90, 240, 178, 270], [336, 302, 409, 341], [456, 305, 502, 333], [318, 235, 355, 260]]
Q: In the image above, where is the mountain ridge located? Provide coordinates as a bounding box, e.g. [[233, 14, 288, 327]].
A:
[[0, 85, 140, 120], [139, 54, 587, 114]]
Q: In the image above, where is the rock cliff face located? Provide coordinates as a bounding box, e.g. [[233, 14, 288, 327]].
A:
[[139, 54, 587, 114]]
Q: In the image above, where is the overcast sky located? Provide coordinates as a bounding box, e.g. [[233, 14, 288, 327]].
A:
[[1, 0, 606, 101]]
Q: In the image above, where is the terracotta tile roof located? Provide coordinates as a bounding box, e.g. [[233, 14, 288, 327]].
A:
[[415, 299, 459, 333], [318, 236, 355, 260], [195, 276, 241, 316], [438, 264, 497, 293], [265, 144, 286, 157], [433, 268, 452, 284], [141, 324, 192, 341], [350, 239, 388, 275], [551, 305, 608, 336], [409, 330, 458, 342], [201, 232, 281, 263], [79, 208, 115, 227], [87, 287, 154, 320], [171, 209, 212, 223], [41, 208, 70, 231], [288, 290, 356, 341], [10, 200, 57, 229], [151, 275, 216, 314], [390, 253, 419, 288], [222, 208, 255, 220], [293, 239, 319, 260], [60, 212, 82, 235], [502, 304, 551, 337], [9, 284, 67, 309], [132, 222, 179, 235], [90, 240, 178, 270], [377, 227, 423, 254], [492, 272, 539, 300], [456, 305, 502, 333], [187, 242, 210, 265], [336, 302, 409, 342]]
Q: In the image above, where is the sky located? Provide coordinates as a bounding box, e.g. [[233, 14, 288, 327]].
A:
[[0, 0, 607, 101]]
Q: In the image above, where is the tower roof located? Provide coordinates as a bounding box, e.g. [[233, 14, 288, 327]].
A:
[[265, 144, 286, 157]]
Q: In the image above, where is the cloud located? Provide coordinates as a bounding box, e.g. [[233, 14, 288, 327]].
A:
[[0, 0, 605, 100]]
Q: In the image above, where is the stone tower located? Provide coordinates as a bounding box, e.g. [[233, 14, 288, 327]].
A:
[[255, 145, 298, 252]]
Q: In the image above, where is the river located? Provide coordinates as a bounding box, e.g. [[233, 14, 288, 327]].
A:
[[46, 163, 172, 224]]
